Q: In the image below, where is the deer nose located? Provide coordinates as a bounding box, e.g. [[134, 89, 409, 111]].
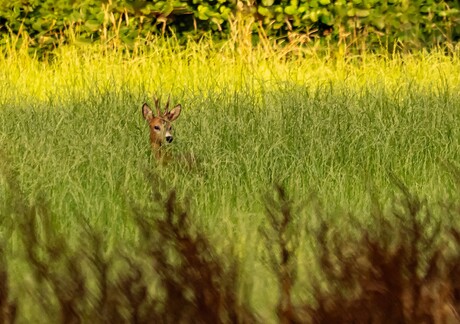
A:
[[166, 135, 173, 143]]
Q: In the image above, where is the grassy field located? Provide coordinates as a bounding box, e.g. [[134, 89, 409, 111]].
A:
[[1, 38, 460, 320]]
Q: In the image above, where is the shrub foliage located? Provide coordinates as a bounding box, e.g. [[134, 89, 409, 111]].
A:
[[0, 0, 459, 51]]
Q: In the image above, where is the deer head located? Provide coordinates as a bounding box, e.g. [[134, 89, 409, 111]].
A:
[[142, 96, 181, 157]]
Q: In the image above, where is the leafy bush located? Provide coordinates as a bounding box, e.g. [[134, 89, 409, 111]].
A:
[[0, 0, 459, 53]]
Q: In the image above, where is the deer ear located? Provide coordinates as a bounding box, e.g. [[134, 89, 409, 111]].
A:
[[142, 103, 154, 121], [165, 104, 181, 122]]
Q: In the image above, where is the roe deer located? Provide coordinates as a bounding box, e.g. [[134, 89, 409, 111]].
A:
[[142, 96, 182, 160]]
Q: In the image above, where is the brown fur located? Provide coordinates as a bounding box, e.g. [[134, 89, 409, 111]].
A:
[[142, 96, 181, 160]]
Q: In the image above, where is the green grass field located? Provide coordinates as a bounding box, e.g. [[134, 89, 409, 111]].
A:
[[1, 38, 460, 320]]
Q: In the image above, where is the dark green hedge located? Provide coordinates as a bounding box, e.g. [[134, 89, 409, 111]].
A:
[[0, 0, 459, 51]]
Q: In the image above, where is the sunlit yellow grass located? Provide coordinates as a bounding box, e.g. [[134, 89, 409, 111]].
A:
[[1, 37, 459, 106]]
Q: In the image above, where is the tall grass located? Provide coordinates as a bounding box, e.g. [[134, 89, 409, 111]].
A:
[[1, 38, 459, 228], [2, 164, 460, 323], [0, 36, 460, 319]]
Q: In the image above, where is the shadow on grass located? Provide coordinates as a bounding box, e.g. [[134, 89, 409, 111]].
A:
[[1, 163, 460, 323]]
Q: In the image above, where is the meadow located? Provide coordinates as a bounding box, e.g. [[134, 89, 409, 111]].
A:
[[1, 36, 460, 321]]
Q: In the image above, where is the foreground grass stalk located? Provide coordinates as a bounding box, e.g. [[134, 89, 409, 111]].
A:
[[261, 186, 300, 323], [2, 170, 460, 322]]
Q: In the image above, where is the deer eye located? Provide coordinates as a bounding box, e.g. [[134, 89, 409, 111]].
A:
[[154, 125, 161, 131]]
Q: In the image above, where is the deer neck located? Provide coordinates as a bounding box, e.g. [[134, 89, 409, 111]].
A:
[[150, 142, 163, 159], [152, 145, 172, 164]]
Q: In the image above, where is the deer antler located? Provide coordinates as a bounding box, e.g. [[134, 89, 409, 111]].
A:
[[164, 94, 171, 113], [153, 95, 161, 117]]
